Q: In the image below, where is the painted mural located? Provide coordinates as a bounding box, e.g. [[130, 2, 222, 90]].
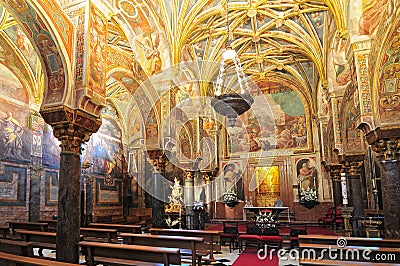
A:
[[294, 156, 319, 203], [42, 123, 61, 167], [343, 91, 363, 153], [377, 17, 400, 125], [0, 64, 30, 162], [0, 165, 27, 206], [358, 0, 389, 35], [220, 161, 244, 202], [44, 170, 58, 206], [227, 89, 308, 155], [82, 118, 124, 177]]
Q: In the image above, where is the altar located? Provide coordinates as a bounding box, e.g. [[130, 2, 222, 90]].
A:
[[243, 206, 289, 223]]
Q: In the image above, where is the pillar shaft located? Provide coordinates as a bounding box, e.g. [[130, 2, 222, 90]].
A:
[[185, 171, 195, 229], [151, 152, 167, 228], [380, 160, 400, 238], [56, 151, 81, 263]]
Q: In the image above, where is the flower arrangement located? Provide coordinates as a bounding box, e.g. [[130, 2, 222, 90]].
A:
[[299, 187, 319, 203], [255, 211, 276, 229], [165, 177, 183, 213], [222, 189, 239, 208]]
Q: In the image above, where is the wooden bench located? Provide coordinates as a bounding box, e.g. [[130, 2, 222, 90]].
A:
[[111, 215, 127, 224], [17, 230, 84, 257], [79, 240, 181, 266], [299, 235, 400, 265], [38, 220, 57, 232], [17, 230, 58, 256], [298, 235, 400, 248], [8, 222, 48, 236], [121, 233, 206, 266], [0, 225, 10, 239], [0, 251, 79, 265], [150, 228, 220, 261], [88, 223, 142, 234], [80, 228, 118, 243], [0, 239, 33, 257]]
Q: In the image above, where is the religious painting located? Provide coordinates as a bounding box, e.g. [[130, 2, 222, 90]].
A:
[[293, 156, 320, 204], [254, 166, 280, 207], [177, 121, 194, 162], [134, 31, 163, 76], [0, 165, 26, 206], [358, 0, 388, 35], [145, 106, 160, 148], [82, 118, 124, 177], [227, 89, 309, 156], [96, 177, 122, 206], [0, 64, 31, 162], [129, 109, 144, 148], [85, 3, 107, 99], [44, 170, 58, 206], [219, 161, 244, 202], [42, 124, 61, 167]]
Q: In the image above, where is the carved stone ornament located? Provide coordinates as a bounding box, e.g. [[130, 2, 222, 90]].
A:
[[373, 138, 400, 161]]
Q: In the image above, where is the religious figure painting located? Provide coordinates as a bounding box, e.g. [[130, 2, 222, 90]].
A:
[[220, 161, 244, 202], [294, 156, 320, 203], [227, 89, 309, 156]]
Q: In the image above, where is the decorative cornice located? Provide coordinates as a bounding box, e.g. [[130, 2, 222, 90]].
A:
[[327, 164, 344, 181]]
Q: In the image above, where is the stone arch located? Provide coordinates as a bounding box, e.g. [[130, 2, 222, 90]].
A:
[[0, 0, 72, 109]]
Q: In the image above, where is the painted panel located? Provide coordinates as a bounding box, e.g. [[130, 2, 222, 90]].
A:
[[95, 177, 122, 206], [227, 90, 309, 156], [42, 124, 60, 167], [37, 0, 74, 59], [44, 170, 58, 206], [0, 164, 26, 206], [84, 3, 107, 100]]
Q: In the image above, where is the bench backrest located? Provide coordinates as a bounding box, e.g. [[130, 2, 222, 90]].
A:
[[8, 222, 48, 234], [121, 233, 203, 248], [17, 230, 57, 244], [299, 235, 400, 248], [0, 251, 79, 266], [0, 239, 33, 257], [88, 223, 142, 233], [150, 228, 220, 243], [79, 241, 181, 265]]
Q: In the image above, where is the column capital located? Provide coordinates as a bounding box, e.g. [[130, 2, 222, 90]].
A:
[[372, 138, 400, 161], [41, 107, 101, 154], [201, 171, 214, 183], [343, 160, 364, 176], [327, 164, 344, 181], [185, 170, 196, 181], [149, 150, 168, 173]]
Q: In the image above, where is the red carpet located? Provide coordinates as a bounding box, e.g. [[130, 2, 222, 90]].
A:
[[232, 248, 278, 266]]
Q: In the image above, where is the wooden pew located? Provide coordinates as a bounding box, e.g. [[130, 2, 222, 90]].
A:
[[150, 228, 220, 260], [17, 230, 83, 257], [0, 239, 33, 257], [79, 240, 181, 266], [298, 235, 400, 265], [298, 235, 400, 248], [8, 223, 48, 236], [88, 223, 141, 234], [38, 220, 57, 232], [17, 230, 57, 256], [0, 225, 10, 239], [0, 251, 79, 266], [80, 228, 118, 243], [121, 233, 206, 266]]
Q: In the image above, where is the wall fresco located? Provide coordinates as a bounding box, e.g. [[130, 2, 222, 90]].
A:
[[44, 170, 58, 206], [0, 164, 27, 206], [227, 90, 309, 155], [42, 123, 60, 167]]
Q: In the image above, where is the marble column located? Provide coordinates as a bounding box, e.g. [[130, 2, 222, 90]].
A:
[[345, 161, 364, 218], [344, 161, 364, 236], [373, 139, 400, 238], [151, 152, 167, 228], [329, 164, 343, 208], [28, 156, 42, 222], [185, 170, 195, 229], [53, 126, 91, 263]]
